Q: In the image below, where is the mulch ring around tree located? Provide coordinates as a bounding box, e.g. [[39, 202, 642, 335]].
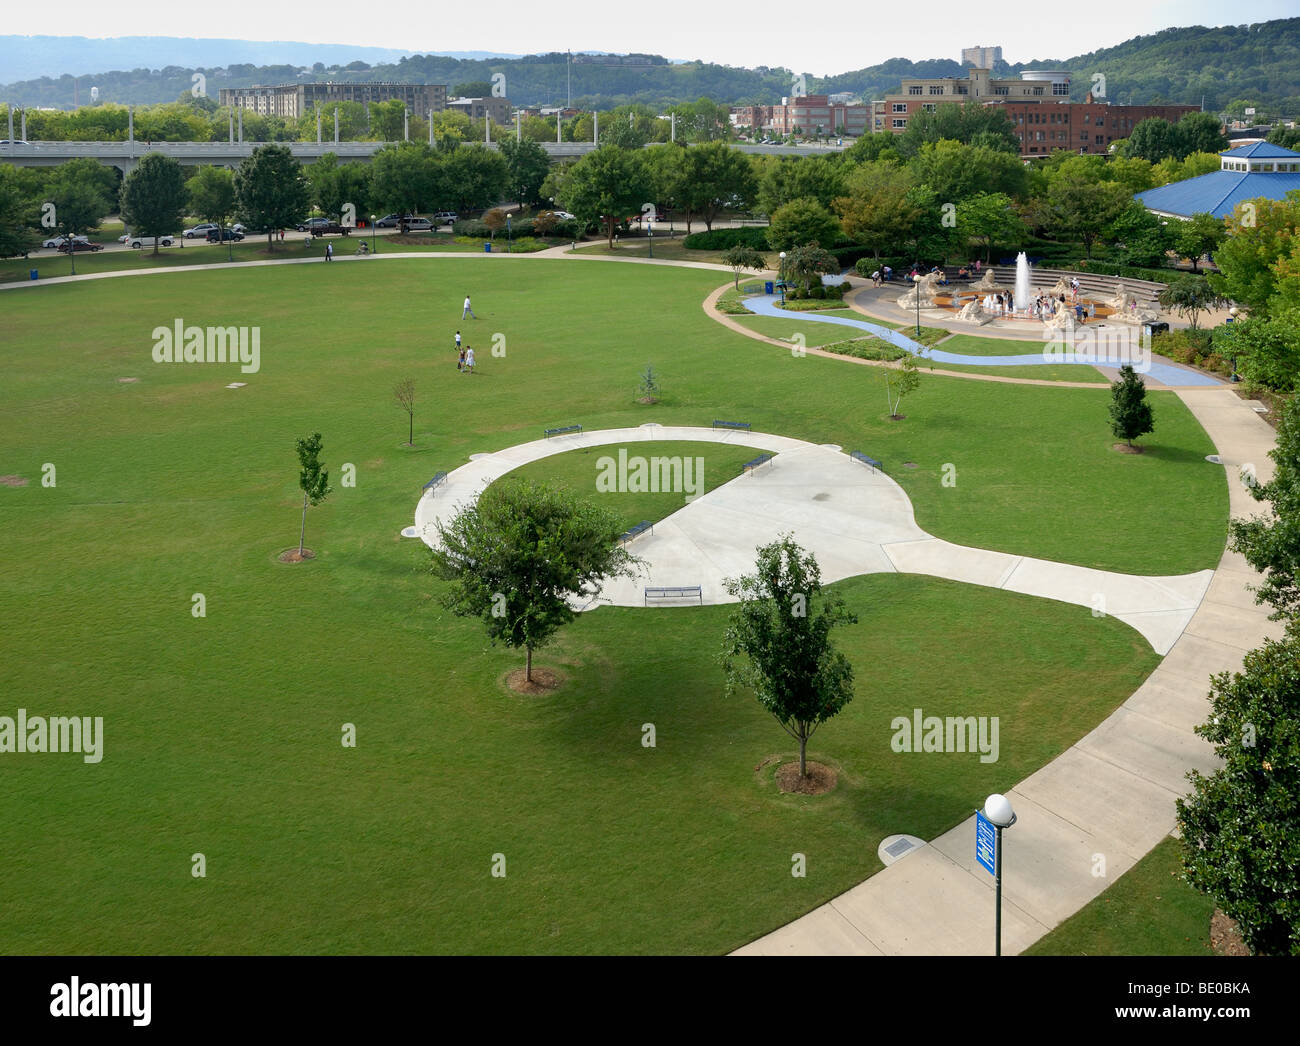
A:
[[504, 666, 566, 696], [277, 547, 316, 564], [0, 475, 28, 487], [774, 760, 838, 795], [1210, 909, 1250, 956], [1112, 443, 1145, 454]]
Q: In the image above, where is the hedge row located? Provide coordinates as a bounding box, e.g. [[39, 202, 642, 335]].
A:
[[452, 217, 584, 240], [682, 227, 770, 250]]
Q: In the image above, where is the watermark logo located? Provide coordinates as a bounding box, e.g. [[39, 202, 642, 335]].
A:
[[1238, 202, 1257, 229], [41, 202, 56, 229], [341, 202, 356, 227], [791, 73, 807, 98], [191, 72, 207, 98], [941, 202, 956, 228], [1042, 327, 1151, 373], [491, 73, 507, 98], [1091, 72, 1107, 99], [790, 332, 806, 358], [50, 978, 150, 1027], [0, 709, 103, 763], [151, 320, 260, 374], [492, 333, 506, 358], [791, 853, 806, 878], [595, 449, 704, 500], [890, 708, 999, 763], [641, 722, 656, 747]]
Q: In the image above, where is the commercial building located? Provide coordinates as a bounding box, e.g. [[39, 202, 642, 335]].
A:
[[732, 95, 870, 137], [446, 96, 514, 125], [871, 69, 1198, 155], [1135, 142, 1300, 219], [961, 45, 1003, 69], [218, 82, 448, 119]]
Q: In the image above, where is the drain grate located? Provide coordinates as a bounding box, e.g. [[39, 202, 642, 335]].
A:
[[884, 838, 915, 858]]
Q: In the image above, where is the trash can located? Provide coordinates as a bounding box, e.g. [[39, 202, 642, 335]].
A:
[[484, 242, 492, 253], [29, 269, 37, 281], [764, 280, 774, 294]]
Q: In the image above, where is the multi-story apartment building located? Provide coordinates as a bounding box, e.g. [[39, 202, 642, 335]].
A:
[[218, 82, 448, 119], [732, 95, 870, 137], [445, 95, 514, 125]]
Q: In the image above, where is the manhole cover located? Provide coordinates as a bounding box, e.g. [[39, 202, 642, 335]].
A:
[[400, 526, 418, 538], [1206, 455, 1223, 464]]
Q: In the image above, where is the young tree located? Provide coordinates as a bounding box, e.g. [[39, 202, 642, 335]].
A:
[[1157, 274, 1226, 330], [234, 144, 311, 251], [884, 351, 921, 420], [1176, 631, 1300, 954], [721, 536, 857, 779], [720, 244, 767, 289], [430, 480, 640, 681], [295, 432, 332, 557], [394, 378, 415, 446], [1229, 395, 1300, 618], [119, 152, 187, 254], [781, 243, 839, 295], [766, 197, 840, 251], [186, 164, 237, 260], [483, 207, 507, 239], [1109, 364, 1154, 448]]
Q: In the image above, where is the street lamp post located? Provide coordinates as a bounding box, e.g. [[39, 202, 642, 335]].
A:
[[506, 212, 512, 254], [779, 251, 786, 306], [370, 216, 376, 255], [983, 793, 1017, 956], [647, 220, 652, 258]]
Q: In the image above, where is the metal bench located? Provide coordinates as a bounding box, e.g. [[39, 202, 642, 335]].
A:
[[620, 520, 653, 545], [742, 452, 774, 475], [644, 585, 703, 605], [544, 424, 583, 438], [422, 471, 449, 494], [850, 451, 882, 473], [712, 419, 751, 431]]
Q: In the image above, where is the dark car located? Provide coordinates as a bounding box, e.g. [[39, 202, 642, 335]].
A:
[[56, 239, 104, 253], [207, 228, 245, 242], [296, 217, 332, 232]]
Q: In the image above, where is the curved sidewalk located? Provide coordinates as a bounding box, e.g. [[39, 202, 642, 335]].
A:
[[734, 386, 1280, 955]]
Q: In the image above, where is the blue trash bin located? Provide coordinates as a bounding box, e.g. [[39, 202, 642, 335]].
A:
[[484, 242, 492, 253], [764, 280, 774, 295], [30, 269, 38, 281]]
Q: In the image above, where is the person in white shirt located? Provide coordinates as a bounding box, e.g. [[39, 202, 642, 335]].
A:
[[463, 347, 476, 373], [462, 295, 476, 319]]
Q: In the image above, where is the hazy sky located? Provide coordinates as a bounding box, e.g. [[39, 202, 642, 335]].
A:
[[9, 0, 1293, 74]]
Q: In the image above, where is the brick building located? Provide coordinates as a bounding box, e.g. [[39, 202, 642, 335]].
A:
[[218, 82, 448, 119], [732, 95, 870, 137]]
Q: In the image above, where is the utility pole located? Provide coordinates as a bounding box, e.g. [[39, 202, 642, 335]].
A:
[[429, 110, 434, 146], [593, 110, 598, 145], [316, 106, 322, 144], [516, 110, 521, 143], [567, 50, 571, 109], [335, 107, 340, 144]]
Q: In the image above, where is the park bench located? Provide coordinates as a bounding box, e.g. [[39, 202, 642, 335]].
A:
[[644, 585, 703, 605], [422, 471, 448, 495], [850, 451, 883, 473], [620, 520, 653, 545], [742, 452, 774, 475], [712, 419, 751, 431], [544, 424, 583, 438]]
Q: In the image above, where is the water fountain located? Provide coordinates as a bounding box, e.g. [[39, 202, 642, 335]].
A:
[[1013, 252, 1031, 313]]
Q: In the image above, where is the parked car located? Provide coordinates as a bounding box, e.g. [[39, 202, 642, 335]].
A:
[[206, 228, 244, 242], [57, 239, 104, 253], [431, 212, 458, 225], [373, 214, 412, 228], [128, 235, 175, 249], [42, 235, 88, 249], [0, 139, 30, 145], [185, 223, 219, 239], [307, 222, 353, 236], [403, 217, 434, 231], [538, 210, 576, 222], [296, 217, 332, 232], [231, 223, 246, 235]]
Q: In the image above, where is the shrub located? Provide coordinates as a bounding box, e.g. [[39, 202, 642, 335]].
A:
[[683, 227, 770, 250]]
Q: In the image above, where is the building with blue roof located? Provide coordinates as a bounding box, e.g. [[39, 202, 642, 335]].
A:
[[1135, 142, 1300, 219]]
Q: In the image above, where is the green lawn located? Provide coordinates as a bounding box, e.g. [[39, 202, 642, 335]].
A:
[[939, 333, 1077, 357], [0, 257, 1225, 953], [930, 360, 1110, 383], [1024, 836, 1215, 956], [501, 441, 767, 531]]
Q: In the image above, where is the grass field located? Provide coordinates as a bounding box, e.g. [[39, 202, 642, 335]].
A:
[[1024, 836, 1215, 956], [0, 256, 1225, 953]]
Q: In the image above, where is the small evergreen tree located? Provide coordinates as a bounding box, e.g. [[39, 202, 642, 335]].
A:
[[1109, 364, 1154, 448]]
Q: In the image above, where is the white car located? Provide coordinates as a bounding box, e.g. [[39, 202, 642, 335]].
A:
[[185, 223, 219, 239], [403, 217, 434, 231], [42, 235, 88, 249], [128, 235, 176, 249], [540, 210, 576, 222]]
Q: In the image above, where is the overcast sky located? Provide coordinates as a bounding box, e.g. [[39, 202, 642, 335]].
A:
[[9, 0, 1292, 75]]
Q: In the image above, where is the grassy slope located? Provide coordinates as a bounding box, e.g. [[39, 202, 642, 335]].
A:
[[0, 258, 1221, 953]]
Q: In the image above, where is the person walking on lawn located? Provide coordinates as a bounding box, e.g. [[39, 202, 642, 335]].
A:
[[462, 295, 477, 319]]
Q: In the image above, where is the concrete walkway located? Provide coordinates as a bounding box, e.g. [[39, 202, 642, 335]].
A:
[[414, 425, 1213, 655], [734, 387, 1280, 955]]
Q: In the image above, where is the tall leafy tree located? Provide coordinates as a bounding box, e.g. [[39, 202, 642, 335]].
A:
[[1174, 211, 1226, 272], [559, 144, 652, 248], [44, 163, 112, 274], [294, 433, 332, 558], [1172, 111, 1229, 159], [907, 140, 1027, 204], [721, 537, 857, 779], [766, 198, 840, 251], [954, 192, 1027, 263], [499, 137, 550, 206], [1109, 364, 1154, 448], [1210, 194, 1300, 315], [757, 156, 846, 216], [678, 140, 757, 231], [430, 480, 639, 682], [1176, 631, 1300, 955], [1045, 175, 1132, 258], [119, 152, 187, 254], [0, 167, 39, 258], [234, 144, 310, 249], [834, 162, 919, 264], [439, 144, 509, 214], [369, 142, 440, 216], [186, 164, 237, 260]]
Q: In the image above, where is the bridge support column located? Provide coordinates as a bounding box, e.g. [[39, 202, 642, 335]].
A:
[[516, 110, 521, 143], [316, 107, 321, 144], [593, 111, 598, 146], [335, 108, 339, 144]]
